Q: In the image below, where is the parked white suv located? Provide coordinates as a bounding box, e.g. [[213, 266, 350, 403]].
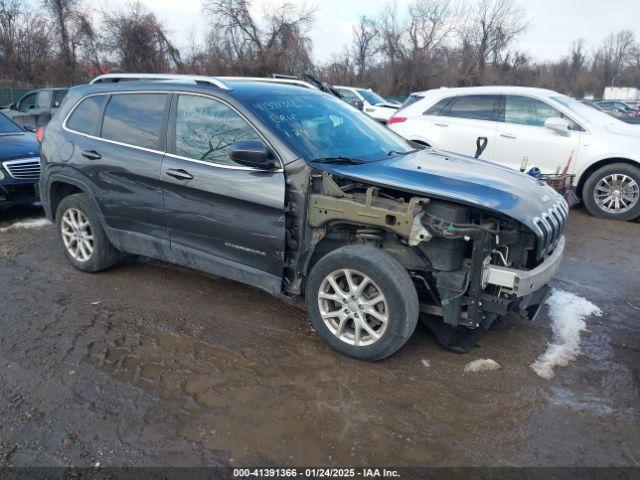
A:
[[334, 86, 400, 123], [388, 86, 640, 221]]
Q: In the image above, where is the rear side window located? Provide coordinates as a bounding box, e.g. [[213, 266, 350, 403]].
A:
[[423, 97, 451, 115], [66, 95, 107, 135], [101, 93, 167, 150], [442, 95, 498, 121], [175, 95, 262, 167], [53, 90, 67, 107]]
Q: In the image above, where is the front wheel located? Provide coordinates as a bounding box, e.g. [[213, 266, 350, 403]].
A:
[[582, 163, 640, 221], [305, 245, 419, 361]]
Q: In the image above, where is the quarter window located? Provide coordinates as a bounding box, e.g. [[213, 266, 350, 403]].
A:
[[101, 93, 167, 150], [175, 95, 262, 167], [502, 95, 580, 130], [67, 95, 107, 135], [442, 95, 498, 121]]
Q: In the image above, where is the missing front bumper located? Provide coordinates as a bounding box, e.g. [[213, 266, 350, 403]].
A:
[[482, 236, 565, 297]]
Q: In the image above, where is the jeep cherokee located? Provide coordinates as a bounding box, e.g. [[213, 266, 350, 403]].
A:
[[39, 74, 567, 360]]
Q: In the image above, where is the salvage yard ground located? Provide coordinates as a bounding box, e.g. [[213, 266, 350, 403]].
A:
[[0, 206, 638, 467]]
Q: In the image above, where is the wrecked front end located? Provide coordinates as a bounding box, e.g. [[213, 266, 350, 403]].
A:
[[288, 167, 567, 353]]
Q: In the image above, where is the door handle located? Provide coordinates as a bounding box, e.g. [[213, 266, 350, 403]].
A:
[[434, 122, 449, 127], [81, 149, 101, 160], [500, 132, 516, 139], [166, 168, 194, 180]]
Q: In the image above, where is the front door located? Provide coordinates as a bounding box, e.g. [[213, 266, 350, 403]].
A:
[[493, 95, 581, 174], [161, 93, 286, 280]]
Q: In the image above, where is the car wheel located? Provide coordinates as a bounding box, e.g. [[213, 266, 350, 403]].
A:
[[305, 245, 419, 361], [583, 163, 640, 221], [56, 193, 119, 272]]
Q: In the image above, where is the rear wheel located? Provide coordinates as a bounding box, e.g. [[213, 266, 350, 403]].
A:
[[305, 245, 419, 361], [56, 193, 119, 272], [582, 163, 640, 221]]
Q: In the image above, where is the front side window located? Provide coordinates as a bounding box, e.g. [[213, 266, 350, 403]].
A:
[[356, 89, 387, 105], [175, 95, 261, 166], [101, 93, 167, 150], [19, 93, 37, 112], [244, 93, 414, 162], [503, 95, 580, 130], [337, 89, 360, 103], [442, 95, 498, 121], [66, 95, 107, 135], [423, 97, 451, 116]]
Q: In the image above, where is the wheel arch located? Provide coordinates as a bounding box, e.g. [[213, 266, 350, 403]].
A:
[[577, 157, 640, 198]]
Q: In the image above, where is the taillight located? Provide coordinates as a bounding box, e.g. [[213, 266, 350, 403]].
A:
[[387, 116, 407, 125], [36, 127, 45, 143]]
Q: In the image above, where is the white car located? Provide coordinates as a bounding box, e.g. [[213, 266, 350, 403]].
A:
[[388, 86, 640, 221], [334, 86, 400, 123]]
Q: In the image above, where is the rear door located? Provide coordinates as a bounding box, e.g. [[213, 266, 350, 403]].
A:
[[493, 95, 581, 174], [426, 94, 499, 160], [161, 93, 286, 278], [64, 92, 169, 241]]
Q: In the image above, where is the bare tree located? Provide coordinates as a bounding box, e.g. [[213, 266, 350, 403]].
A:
[[202, 0, 316, 76], [102, 2, 182, 73], [594, 30, 635, 94], [459, 0, 527, 84], [352, 16, 378, 80]]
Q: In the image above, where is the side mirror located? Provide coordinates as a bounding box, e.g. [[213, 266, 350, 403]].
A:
[[9, 103, 16, 110], [544, 117, 571, 136], [229, 140, 278, 170], [350, 100, 364, 111], [23, 124, 37, 132]]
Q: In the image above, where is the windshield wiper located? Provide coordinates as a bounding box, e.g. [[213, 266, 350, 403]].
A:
[[310, 156, 365, 165], [387, 149, 419, 157]]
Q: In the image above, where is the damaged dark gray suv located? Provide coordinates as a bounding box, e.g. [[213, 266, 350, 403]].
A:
[[39, 73, 567, 360]]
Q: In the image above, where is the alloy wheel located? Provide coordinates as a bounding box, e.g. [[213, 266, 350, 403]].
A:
[[61, 208, 94, 262], [594, 173, 639, 214], [317, 269, 389, 347]]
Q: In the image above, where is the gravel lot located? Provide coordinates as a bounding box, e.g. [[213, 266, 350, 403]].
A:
[[0, 205, 638, 468]]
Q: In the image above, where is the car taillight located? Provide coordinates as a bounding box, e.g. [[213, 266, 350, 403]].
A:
[[387, 116, 407, 125], [36, 127, 45, 143]]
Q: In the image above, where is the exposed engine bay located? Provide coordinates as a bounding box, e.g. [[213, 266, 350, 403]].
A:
[[287, 169, 561, 352]]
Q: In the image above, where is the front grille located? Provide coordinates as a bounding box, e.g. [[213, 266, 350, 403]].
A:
[[3, 157, 41, 180], [533, 198, 569, 259]]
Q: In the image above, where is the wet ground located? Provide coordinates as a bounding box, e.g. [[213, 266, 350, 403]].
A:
[[0, 205, 638, 468]]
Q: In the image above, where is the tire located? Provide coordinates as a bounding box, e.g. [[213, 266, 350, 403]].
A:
[[582, 163, 640, 221], [305, 245, 419, 361], [55, 193, 119, 272]]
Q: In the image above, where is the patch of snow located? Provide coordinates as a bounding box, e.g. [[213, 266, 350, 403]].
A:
[[421, 359, 430, 368], [531, 289, 602, 380], [0, 217, 51, 233], [464, 358, 500, 373]]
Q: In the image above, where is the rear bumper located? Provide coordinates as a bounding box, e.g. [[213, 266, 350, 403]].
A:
[[482, 236, 565, 297]]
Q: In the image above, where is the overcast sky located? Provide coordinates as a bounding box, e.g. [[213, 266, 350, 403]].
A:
[[92, 0, 639, 63]]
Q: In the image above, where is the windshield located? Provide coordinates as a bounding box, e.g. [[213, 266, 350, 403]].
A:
[[551, 95, 626, 127], [356, 89, 388, 105], [0, 113, 23, 134], [245, 93, 414, 162]]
